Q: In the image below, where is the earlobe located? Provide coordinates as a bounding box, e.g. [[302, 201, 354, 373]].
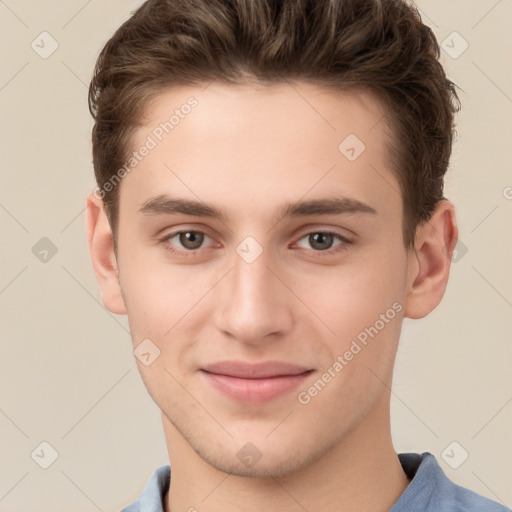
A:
[[403, 200, 458, 319], [85, 193, 127, 315]]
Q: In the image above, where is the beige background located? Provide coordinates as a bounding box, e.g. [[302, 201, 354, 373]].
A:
[[1, 0, 511, 510]]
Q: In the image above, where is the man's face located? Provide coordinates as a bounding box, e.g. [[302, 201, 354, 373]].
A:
[[115, 82, 412, 477]]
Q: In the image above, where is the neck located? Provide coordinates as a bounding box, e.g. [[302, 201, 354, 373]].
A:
[[163, 392, 409, 512]]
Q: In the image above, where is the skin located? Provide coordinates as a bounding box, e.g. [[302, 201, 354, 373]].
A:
[[86, 82, 458, 512]]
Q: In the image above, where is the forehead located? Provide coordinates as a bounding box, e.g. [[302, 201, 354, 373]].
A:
[[138, 81, 390, 153], [122, 81, 401, 228]]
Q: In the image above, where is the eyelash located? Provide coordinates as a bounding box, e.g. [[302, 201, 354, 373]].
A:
[[160, 229, 352, 258]]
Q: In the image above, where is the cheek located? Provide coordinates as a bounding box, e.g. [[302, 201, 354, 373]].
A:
[[296, 262, 405, 415], [119, 252, 216, 340], [299, 249, 406, 341]]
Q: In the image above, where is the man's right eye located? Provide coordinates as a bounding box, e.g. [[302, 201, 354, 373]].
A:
[[161, 230, 216, 255]]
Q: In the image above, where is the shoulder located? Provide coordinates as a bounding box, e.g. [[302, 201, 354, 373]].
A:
[[392, 453, 510, 512], [445, 484, 510, 512], [120, 465, 171, 512]]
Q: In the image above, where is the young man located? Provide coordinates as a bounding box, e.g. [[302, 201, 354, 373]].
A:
[[86, 0, 509, 511]]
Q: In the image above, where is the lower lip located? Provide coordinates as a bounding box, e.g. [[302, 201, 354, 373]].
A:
[[200, 370, 313, 404]]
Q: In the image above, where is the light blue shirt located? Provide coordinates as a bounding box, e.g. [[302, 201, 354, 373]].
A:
[[121, 452, 510, 511]]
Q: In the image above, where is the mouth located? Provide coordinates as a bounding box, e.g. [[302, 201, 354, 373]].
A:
[[200, 360, 314, 403]]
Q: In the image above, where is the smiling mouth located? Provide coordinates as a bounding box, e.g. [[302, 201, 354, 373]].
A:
[[199, 360, 314, 403]]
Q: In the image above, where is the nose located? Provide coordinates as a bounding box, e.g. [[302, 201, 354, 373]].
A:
[[212, 244, 294, 347]]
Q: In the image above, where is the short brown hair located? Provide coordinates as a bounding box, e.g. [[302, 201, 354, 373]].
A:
[[89, 0, 460, 249]]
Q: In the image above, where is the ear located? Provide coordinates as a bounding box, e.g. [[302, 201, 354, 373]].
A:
[[85, 192, 127, 315], [403, 199, 458, 319]]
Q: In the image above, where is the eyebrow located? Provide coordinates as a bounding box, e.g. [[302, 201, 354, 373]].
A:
[[139, 194, 377, 222]]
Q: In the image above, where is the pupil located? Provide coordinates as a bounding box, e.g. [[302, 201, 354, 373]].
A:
[[311, 233, 332, 250], [181, 231, 203, 249]]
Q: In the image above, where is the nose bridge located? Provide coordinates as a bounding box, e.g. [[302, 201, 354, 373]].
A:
[[233, 247, 273, 306], [214, 241, 293, 343]]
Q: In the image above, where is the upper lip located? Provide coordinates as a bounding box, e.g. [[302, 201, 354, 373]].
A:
[[201, 360, 313, 379]]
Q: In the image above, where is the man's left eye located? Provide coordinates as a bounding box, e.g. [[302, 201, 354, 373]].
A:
[[296, 231, 348, 251]]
